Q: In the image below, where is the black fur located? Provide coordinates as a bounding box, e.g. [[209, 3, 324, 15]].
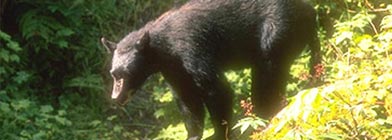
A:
[[102, 0, 321, 139]]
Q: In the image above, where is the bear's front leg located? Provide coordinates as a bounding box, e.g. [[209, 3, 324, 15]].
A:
[[162, 64, 206, 140], [175, 93, 205, 140]]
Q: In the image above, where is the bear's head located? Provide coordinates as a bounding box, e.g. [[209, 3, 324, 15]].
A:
[[102, 31, 153, 105]]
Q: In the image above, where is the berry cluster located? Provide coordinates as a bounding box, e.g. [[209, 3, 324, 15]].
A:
[[313, 63, 325, 78], [299, 72, 311, 81], [299, 63, 325, 81], [240, 99, 254, 116]]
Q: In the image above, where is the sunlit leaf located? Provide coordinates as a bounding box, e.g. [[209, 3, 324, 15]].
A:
[[107, 115, 117, 121], [0, 102, 11, 113], [89, 120, 102, 127], [335, 31, 353, 45], [40, 105, 54, 113]]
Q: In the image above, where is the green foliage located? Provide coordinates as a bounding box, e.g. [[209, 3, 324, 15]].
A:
[[252, 0, 392, 139], [1, 0, 185, 139], [0, 31, 21, 63], [233, 116, 268, 134], [0, 30, 24, 88], [0, 99, 72, 140], [225, 69, 252, 96], [155, 123, 188, 140]]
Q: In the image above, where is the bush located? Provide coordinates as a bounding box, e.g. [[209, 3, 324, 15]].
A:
[[1, 0, 185, 139], [250, 1, 392, 139]]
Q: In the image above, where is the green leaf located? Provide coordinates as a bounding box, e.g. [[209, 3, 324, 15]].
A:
[[158, 92, 173, 103], [107, 115, 117, 121], [0, 102, 11, 113], [57, 28, 75, 37], [7, 41, 21, 52], [240, 121, 251, 134], [12, 99, 31, 110], [64, 74, 104, 91], [113, 125, 123, 132], [32, 131, 46, 140], [12, 71, 31, 84], [58, 110, 66, 116], [319, 133, 343, 140], [89, 120, 102, 127], [0, 67, 5, 74], [57, 40, 68, 48], [40, 105, 54, 113], [55, 116, 70, 125], [335, 31, 353, 45], [233, 117, 267, 134], [48, 5, 60, 13], [381, 15, 392, 31], [9, 54, 20, 62], [250, 119, 268, 129], [0, 50, 10, 62], [154, 108, 166, 119], [0, 30, 11, 41]]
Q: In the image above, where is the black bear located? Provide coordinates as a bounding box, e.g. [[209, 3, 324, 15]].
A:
[[102, 0, 321, 139]]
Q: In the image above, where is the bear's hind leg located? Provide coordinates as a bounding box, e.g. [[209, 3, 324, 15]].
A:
[[202, 73, 233, 140]]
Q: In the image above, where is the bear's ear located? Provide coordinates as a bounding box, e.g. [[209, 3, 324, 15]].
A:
[[101, 37, 117, 53], [135, 31, 150, 51]]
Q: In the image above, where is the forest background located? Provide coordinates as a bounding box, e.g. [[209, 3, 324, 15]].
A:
[[1, 0, 392, 139]]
